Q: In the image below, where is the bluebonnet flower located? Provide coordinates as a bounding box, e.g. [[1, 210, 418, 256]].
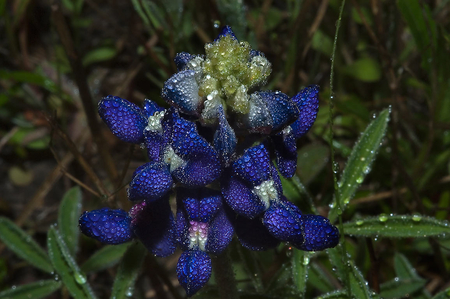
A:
[[79, 25, 338, 297]]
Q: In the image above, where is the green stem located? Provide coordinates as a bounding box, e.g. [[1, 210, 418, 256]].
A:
[[211, 249, 239, 299]]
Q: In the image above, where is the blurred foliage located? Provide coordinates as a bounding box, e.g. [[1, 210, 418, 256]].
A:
[[1, 0, 450, 298]]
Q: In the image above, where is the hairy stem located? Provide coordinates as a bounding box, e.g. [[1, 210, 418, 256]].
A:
[[211, 249, 239, 299]]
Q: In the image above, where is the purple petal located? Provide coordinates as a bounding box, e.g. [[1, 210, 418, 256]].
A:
[[272, 132, 298, 178], [98, 96, 147, 143], [257, 91, 299, 132], [178, 187, 222, 223], [177, 250, 212, 297], [263, 199, 304, 245], [290, 85, 319, 139], [130, 199, 177, 257], [79, 208, 133, 244], [128, 162, 173, 202], [221, 169, 267, 218], [205, 208, 234, 254], [161, 70, 201, 115], [232, 144, 272, 186], [234, 215, 280, 251], [213, 106, 237, 166], [176, 201, 190, 251], [296, 214, 339, 251], [165, 111, 221, 186], [144, 130, 167, 163], [174, 52, 200, 71], [214, 25, 238, 41], [143, 99, 164, 118]]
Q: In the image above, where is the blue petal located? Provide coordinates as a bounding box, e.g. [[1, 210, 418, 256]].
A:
[[174, 52, 196, 71], [249, 49, 265, 59], [290, 85, 319, 139], [272, 132, 298, 178], [79, 208, 133, 244], [143, 99, 164, 118], [165, 110, 221, 186], [144, 130, 167, 163], [257, 91, 299, 132], [161, 70, 201, 115], [178, 187, 222, 223], [130, 198, 177, 257], [232, 144, 272, 186], [244, 93, 273, 134], [213, 106, 237, 166], [176, 201, 190, 251], [177, 250, 212, 297], [221, 169, 267, 218], [205, 208, 234, 254], [296, 214, 339, 251], [98, 96, 147, 143], [128, 162, 173, 201], [234, 215, 280, 251], [263, 199, 304, 245], [214, 25, 238, 41]]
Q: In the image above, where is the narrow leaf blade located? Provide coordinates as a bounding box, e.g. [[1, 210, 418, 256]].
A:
[[81, 243, 131, 273], [0, 280, 61, 299], [58, 186, 82, 256], [292, 250, 311, 295], [110, 242, 147, 299], [329, 109, 390, 223], [0, 217, 53, 273], [379, 278, 426, 299], [47, 226, 96, 299], [344, 215, 450, 238]]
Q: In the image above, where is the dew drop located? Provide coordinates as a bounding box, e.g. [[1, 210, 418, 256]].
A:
[[74, 272, 86, 285], [213, 20, 221, 28], [356, 176, 363, 184], [379, 214, 388, 222], [303, 256, 310, 265], [412, 214, 422, 222], [356, 220, 364, 226]]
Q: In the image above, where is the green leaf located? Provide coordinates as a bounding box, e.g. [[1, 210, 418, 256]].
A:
[[297, 144, 329, 185], [47, 226, 96, 299], [343, 215, 450, 238], [379, 278, 426, 299], [394, 253, 421, 280], [0, 280, 61, 299], [308, 262, 334, 293], [347, 260, 372, 299], [110, 242, 147, 299], [329, 108, 390, 223], [431, 288, 450, 299], [343, 58, 381, 82], [312, 30, 333, 56], [292, 250, 311, 295], [58, 186, 82, 256], [82, 47, 117, 66], [0, 217, 53, 273], [315, 290, 350, 299], [81, 243, 131, 273]]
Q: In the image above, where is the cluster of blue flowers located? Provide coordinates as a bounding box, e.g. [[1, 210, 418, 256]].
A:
[[79, 26, 339, 296]]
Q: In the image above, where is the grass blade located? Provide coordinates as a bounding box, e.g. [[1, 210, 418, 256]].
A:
[[0, 280, 61, 299], [379, 278, 426, 299], [0, 217, 53, 274], [47, 226, 96, 299], [344, 215, 450, 238], [80, 243, 131, 273], [329, 109, 390, 223], [110, 242, 147, 299], [292, 250, 311, 296], [58, 186, 82, 256]]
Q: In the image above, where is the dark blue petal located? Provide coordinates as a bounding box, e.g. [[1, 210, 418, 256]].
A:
[[174, 52, 195, 71], [257, 91, 299, 132], [98, 96, 147, 143], [178, 188, 222, 222], [143, 99, 164, 118], [205, 208, 234, 254], [232, 144, 272, 186], [290, 85, 319, 139], [79, 208, 133, 244], [296, 214, 339, 251], [177, 250, 212, 297], [221, 169, 267, 218], [234, 215, 280, 251], [176, 201, 190, 251], [213, 106, 237, 167], [263, 199, 304, 245], [128, 162, 173, 201], [166, 111, 221, 186], [272, 132, 298, 178], [244, 93, 273, 134], [161, 70, 201, 115], [130, 198, 176, 257], [214, 25, 238, 41], [249, 49, 265, 59], [144, 130, 167, 163]]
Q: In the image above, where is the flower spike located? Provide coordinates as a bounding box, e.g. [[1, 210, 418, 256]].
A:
[[79, 208, 133, 244]]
